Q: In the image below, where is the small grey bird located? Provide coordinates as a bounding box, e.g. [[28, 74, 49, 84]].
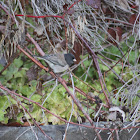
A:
[[33, 53, 76, 73]]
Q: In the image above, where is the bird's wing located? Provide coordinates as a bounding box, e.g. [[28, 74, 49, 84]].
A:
[[42, 53, 67, 67]]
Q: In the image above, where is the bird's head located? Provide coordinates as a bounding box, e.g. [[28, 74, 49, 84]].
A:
[[64, 53, 76, 66]]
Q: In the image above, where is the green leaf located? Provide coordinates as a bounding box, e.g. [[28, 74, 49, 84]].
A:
[[30, 94, 42, 102], [19, 85, 32, 96], [29, 80, 38, 87], [14, 58, 23, 68], [88, 67, 94, 77], [0, 77, 6, 84], [48, 115, 60, 125], [0, 64, 4, 71], [0, 109, 7, 122], [83, 59, 91, 68], [14, 69, 26, 78], [0, 96, 10, 108], [3, 63, 18, 80], [31, 108, 42, 122], [24, 61, 33, 69]]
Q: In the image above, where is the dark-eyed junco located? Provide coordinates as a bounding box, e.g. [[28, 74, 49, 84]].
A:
[[33, 53, 76, 73]]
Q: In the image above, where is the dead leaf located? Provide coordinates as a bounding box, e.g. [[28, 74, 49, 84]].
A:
[[36, 81, 43, 96], [26, 66, 39, 81], [23, 121, 30, 126], [129, 14, 138, 24], [109, 106, 125, 122], [71, 41, 82, 64], [34, 25, 44, 36], [6, 122, 22, 127], [102, 6, 114, 17], [107, 112, 117, 121], [67, 8, 75, 15], [118, 0, 130, 10], [63, 3, 68, 11], [116, 27, 122, 41], [86, 0, 101, 9], [107, 28, 116, 44]]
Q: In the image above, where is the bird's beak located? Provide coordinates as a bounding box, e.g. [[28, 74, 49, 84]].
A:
[[73, 59, 76, 62]]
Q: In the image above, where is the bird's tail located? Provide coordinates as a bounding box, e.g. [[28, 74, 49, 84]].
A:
[[32, 55, 45, 61]]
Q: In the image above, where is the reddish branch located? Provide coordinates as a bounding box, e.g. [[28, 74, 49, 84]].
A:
[[9, 93, 52, 140], [15, 14, 111, 108], [0, 2, 139, 139], [64, 19, 111, 108], [14, 5, 110, 110], [26, 33, 45, 56], [0, 83, 98, 130], [67, 0, 82, 11], [74, 87, 109, 108], [17, 44, 102, 140], [0, 1, 112, 139], [62, 0, 82, 18], [1, 83, 140, 132]]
